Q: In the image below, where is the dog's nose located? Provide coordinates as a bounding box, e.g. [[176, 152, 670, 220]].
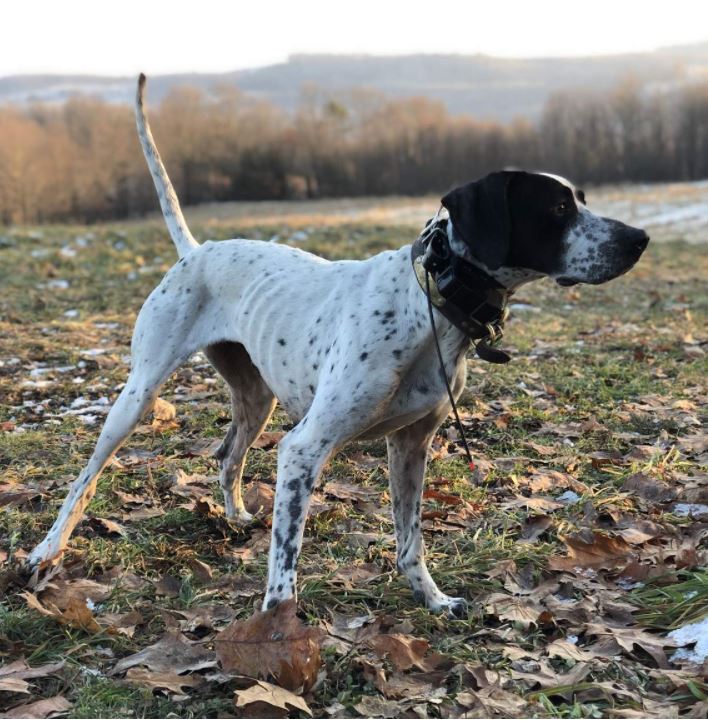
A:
[[622, 227, 650, 253]]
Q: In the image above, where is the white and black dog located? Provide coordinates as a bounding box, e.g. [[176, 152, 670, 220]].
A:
[[28, 76, 649, 616]]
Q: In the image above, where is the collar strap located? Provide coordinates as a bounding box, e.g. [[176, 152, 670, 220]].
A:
[[411, 218, 512, 363]]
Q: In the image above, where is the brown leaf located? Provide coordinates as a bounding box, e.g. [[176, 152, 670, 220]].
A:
[[98, 610, 144, 638], [169, 604, 236, 632], [124, 667, 201, 694], [526, 441, 557, 456], [215, 598, 323, 692], [0, 659, 64, 694], [507, 495, 563, 512], [368, 633, 448, 672], [187, 558, 213, 582], [89, 517, 128, 537], [21, 591, 102, 633], [354, 695, 403, 718], [546, 639, 594, 662], [548, 531, 635, 571], [0, 484, 42, 509], [251, 430, 285, 449], [169, 470, 213, 500], [585, 623, 675, 667], [234, 680, 311, 716], [526, 470, 588, 494], [622, 472, 676, 504], [331, 562, 381, 588], [323, 479, 380, 502], [483, 593, 543, 627], [112, 630, 217, 675], [423, 488, 464, 506], [0, 695, 72, 719], [151, 397, 177, 429], [39, 578, 111, 609], [520, 514, 553, 542], [154, 574, 182, 597], [243, 482, 275, 516]]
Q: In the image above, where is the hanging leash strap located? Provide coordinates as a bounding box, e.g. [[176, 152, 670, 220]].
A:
[[412, 212, 514, 470], [424, 270, 477, 471]]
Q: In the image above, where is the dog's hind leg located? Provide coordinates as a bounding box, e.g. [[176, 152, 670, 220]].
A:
[[28, 296, 196, 569], [387, 396, 468, 618], [205, 342, 276, 523]]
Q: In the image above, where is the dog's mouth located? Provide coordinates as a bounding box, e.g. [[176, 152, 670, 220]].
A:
[[555, 276, 580, 287]]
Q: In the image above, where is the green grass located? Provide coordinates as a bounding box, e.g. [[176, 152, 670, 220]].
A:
[[0, 216, 706, 718]]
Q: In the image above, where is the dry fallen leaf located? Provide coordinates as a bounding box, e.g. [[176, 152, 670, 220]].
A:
[[112, 630, 217, 675], [0, 659, 64, 694], [546, 639, 595, 662], [0, 695, 72, 719], [251, 430, 285, 449], [243, 481, 275, 516], [368, 633, 448, 672], [548, 531, 635, 571], [234, 680, 311, 716], [124, 667, 202, 694], [21, 591, 102, 634], [150, 396, 177, 429], [622, 472, 676, 503], [215, 598, 323, 692], [97, 610, 144, 638]]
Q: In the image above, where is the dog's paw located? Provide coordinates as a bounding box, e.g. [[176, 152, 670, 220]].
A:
[[26, 538, 64, 575], [225, 507, 254, 526], [417, 591, 468, 619], [441, 596, 468, 619]]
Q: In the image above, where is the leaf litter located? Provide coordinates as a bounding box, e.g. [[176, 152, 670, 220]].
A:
[[0, 226, 706, 717]]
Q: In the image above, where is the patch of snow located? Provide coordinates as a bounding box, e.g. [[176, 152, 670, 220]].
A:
[[37, 279, 70, 290], [557, 490, 581, 504], [64, 309, 79, 318], [673, 503, 708, 517], [60, 245, 76, 257], [668, 617, 708, 665], [80, 348, 108, 357], [617, 578, 644, 591], [29, 364, 77, 377], [510, 303, 538, 312], [77, 414, 99, 425], [566, 635, 579, 645], [94, 322, 119, 329], [31, 248, 50, 258], [21, 379, 54, 389]]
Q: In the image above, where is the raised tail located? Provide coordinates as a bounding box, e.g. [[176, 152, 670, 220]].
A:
[[135, 74, 199, 258]]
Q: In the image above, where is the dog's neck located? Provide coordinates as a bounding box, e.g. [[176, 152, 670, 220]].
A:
[[445, 219, 543, 290]]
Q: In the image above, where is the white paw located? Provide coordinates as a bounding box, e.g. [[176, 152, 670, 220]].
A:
[[414, 590, 468, 618], [27, 537, 64, 570], [226, 506, 254, 526]]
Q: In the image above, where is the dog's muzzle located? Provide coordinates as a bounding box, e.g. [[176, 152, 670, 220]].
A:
[[557, 220, 649, 287]]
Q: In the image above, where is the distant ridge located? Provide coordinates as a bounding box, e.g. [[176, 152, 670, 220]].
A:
[[1, 42, 707, 121]]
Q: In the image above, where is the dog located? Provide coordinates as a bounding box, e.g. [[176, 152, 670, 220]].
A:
[[28, 75, 649, 617]]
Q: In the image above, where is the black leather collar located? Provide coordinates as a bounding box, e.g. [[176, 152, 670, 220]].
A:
[[411, 217, 512, 363]]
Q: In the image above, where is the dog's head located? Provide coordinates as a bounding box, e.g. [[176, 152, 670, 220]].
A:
[[441, 171, 649, 286]]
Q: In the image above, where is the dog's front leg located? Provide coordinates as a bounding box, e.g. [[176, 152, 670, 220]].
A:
[[262, 423, 335, 610], [387, 411, 468, 618]]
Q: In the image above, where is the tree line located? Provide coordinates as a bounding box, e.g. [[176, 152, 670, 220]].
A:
[[0, 79, 707, 224]]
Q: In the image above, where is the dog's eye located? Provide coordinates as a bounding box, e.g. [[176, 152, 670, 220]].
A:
[[553, 202, 568, 216]]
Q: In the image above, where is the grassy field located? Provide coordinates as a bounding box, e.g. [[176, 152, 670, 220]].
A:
[[0, 205, 706, 718]]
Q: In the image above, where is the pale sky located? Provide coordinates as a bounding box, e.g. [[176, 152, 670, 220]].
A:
[[4, 0, 708, 77]]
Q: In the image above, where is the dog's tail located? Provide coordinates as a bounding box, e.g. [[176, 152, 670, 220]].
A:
[[135, 74, 199, 258]]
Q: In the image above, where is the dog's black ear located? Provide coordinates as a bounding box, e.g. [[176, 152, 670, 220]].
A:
[[441, 172, 513, 270]]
